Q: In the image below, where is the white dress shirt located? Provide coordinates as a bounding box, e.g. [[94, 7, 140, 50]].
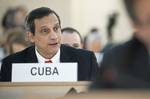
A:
[[35, 48, 60, 63]]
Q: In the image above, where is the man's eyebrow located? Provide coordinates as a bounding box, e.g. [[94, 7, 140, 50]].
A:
[[40, 26, 48, 29], [54, 23, 60, 26]]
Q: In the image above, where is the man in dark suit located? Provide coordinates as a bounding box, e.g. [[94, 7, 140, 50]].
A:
[[91, 0, 150, 89], [0, 7, 98, 82]]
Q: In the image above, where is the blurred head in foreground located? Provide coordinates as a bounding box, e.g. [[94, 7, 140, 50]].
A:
[[90, 0, 150, 90], [124, 0, 150, 47]]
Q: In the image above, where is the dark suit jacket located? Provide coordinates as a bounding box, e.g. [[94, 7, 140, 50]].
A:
[[0, 45, 98, 82], [91, 37, 150, 89]]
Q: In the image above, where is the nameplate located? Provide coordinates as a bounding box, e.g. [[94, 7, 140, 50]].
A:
[[12, 63, 77, 82]]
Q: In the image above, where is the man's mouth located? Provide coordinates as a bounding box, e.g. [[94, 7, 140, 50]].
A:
[[49, 43, 58, 46]]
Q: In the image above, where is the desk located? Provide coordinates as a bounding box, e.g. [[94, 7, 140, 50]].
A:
[[0, 82, 90, 99], [62, 91, 150, 99], [1, 82, 149, 99]]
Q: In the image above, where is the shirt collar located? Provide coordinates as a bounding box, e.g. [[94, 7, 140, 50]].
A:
[[35, 48, 60, 63]]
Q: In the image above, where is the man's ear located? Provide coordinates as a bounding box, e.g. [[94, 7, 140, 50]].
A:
[[27, 32, 35, 43]]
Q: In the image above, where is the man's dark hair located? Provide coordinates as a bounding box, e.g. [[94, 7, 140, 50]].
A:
[[124, 0, 138, 22], [61, 27, 83, 43], [25, 7, 61, 34]]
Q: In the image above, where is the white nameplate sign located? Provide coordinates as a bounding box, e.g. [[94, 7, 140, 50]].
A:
[[12, 63, 77, 82]]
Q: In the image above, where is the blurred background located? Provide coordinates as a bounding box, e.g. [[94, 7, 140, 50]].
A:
[[0, 0, 133, 42], [0, 0, 134, 62]]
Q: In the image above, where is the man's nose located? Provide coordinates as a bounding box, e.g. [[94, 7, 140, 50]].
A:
[[49, 31, 57, 40]]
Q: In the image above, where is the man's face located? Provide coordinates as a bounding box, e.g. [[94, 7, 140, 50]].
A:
[[134, 0, 150, 46], [28, 14, 61, 58], [61, 32, 82, 48]]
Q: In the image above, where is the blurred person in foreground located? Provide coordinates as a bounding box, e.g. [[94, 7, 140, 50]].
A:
[[61, 27, 83, 49], [0, 7, 98, 82], [91, 0, 150, 89]]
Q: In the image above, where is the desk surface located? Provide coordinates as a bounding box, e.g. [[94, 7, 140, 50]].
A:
[[1, 82, 150, 99], [63, 91, 150, 99], [0, 82, 90, 99]]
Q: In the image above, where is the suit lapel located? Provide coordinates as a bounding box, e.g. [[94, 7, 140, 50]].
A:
[[60, 45, 76, 62], [133, 44, 149, 69], [130, 40, 150, 80], [133, 39, 149, 67], [25, 46, 38, 63]]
